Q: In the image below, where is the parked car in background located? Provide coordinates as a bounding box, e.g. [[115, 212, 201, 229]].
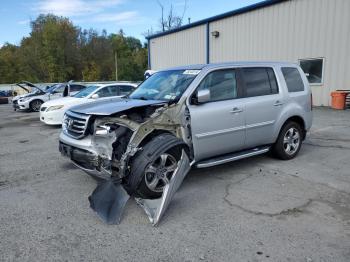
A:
[[0, 90, 13, 104], [40, 82, 137, 125], [59, 62, 312, 224], [13, 81, 85, 112]]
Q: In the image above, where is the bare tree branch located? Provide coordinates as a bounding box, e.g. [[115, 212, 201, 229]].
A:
[[155, 0, 189, 32]]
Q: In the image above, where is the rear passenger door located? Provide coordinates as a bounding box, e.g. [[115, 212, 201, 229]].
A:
[[241, 67, 283, 148]]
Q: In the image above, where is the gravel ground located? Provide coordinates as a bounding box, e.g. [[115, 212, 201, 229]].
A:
[[0, 104, 349, 262]]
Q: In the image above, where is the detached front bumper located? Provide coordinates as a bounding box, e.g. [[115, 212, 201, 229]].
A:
[[59, 132, 111, 179]]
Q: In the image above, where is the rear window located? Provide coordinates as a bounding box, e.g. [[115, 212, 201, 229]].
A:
[[242, 68, 278, 97], [281, 67, 305, 92]]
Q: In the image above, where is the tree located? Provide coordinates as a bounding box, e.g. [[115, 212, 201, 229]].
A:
[[0, 14, 148, 83], [0, 44, 22, 83], [157, 0, 188, 32]]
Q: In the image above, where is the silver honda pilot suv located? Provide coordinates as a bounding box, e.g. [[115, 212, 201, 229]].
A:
[[59, 62, 312, 218]]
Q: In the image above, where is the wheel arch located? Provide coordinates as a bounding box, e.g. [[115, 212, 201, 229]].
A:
[[138, 129, 191, 157], [29, 98, 45, 111], [30, 98, 45, 103], [277, 115, 306, 141]]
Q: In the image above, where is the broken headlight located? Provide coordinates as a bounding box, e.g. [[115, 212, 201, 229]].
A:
[[95, 124, 112, 136]]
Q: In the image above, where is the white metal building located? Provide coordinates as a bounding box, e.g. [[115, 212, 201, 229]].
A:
[[147, 0, 350, 106]]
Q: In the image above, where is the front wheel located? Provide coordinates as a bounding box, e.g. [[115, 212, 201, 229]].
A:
[[30, 100, 43, 112], [272, 121, 303, 160], [124, 134, 183, 199]]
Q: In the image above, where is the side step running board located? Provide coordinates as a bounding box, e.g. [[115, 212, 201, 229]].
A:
[[196, 146, 270, 168]]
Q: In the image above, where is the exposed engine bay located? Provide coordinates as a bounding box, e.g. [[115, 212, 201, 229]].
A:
[[60, 100, 193, 225], [91, 102, 192, 179]]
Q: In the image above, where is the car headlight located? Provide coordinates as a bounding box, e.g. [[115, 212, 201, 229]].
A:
[[47, 105, 64, 111], [95, 125, 111, 136]]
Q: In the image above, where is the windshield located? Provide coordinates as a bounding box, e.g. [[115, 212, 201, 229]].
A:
[[46, 83, 65, 94], [74, 85, 100, 98], [129, 70, 199, 101]]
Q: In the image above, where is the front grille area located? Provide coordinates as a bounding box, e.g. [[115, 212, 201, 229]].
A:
[[13, 100, 18, 105], [63, 111, 90, 139]]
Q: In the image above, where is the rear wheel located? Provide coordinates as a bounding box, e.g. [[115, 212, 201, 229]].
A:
[[30, 99, 43, 112], [272, 121, 302, 160]]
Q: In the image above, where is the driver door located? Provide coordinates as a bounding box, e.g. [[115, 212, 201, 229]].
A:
[[188, 68, 246, 161]]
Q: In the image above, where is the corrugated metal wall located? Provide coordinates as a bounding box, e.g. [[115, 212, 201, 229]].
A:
[[149, 0, 350, 106], [209, 0, 350, 106], [149, 25, 206, 70]]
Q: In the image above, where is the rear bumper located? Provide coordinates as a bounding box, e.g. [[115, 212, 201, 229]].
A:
[[59, 132, 111, 179]]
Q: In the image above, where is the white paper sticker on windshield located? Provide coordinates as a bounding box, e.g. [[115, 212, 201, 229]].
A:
[[164, 94, 177, 100], [183, 70, 201, 75]]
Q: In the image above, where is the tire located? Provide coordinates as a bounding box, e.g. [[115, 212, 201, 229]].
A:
[[30, 99, 43, 112], [272, 121, 303, 160], [124, 134, 184, 199]]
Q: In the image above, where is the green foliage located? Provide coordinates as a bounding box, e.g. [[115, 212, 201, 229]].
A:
[[0, 14, 148, 83]]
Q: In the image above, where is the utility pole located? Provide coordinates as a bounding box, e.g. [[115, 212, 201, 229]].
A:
[[115, 51, 118, 81]]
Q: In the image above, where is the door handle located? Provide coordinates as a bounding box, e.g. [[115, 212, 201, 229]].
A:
[[230, 107, 243, 113], [273, 100, 284, 106]]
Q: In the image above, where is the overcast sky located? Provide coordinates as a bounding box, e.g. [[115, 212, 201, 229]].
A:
[[0, 0, 261, 46]]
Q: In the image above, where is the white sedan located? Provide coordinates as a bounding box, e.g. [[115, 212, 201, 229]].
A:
[[40, 83, 137, 125]]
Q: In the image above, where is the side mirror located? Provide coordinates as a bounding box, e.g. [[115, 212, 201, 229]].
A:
[[197, 89, 210, 104], [91, 94, 99, 99]]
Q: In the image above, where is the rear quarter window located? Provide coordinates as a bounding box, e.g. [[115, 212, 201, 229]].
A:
[[281, 67, 305, 92]]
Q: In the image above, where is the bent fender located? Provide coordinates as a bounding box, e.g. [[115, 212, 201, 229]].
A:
[[135, 150, 191, 226]]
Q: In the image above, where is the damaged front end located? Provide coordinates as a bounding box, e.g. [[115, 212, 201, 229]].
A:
[[60, 101, 193, 225]]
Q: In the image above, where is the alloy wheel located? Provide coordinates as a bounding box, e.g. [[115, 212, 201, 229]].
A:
[[31, 100, 42, 112], [144, 153, 178, 193], [283, 127, 300, 155]]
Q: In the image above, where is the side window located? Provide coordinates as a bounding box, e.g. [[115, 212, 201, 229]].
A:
[[54, 85, 66, 93], [96, 86, 112, 97], [119, 85, 134, 96], [281, 67, 305, 92], [242, 67, 278, 97], [197, 69, 237, 102], [70, 85, 85, 92], [107, 86, 119, 96]]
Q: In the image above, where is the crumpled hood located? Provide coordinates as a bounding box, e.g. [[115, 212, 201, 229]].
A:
[[69, 98, 166, 116]]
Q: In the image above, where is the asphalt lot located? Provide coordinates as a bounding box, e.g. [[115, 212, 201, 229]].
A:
[[0, 104, 349, 262]]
